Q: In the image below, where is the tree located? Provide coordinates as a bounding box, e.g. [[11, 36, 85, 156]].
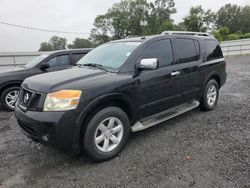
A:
[[216, 4, 242, 33], [216, 4, 250, 34], [39, 42, 53, 51], [68, 38, 93, 49], [213, 26, 230, 41], [89, 15, 112, 46], [175, 22, 187, 31], [39, 36, 67, 51], [240, 5, 250, 33], [183, 5, 216, 32], [90, 0, 176, 45]]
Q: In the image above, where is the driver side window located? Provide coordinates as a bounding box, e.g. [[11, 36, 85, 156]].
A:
[[142, 39, 174, 67], [47, 55, 69, 66]]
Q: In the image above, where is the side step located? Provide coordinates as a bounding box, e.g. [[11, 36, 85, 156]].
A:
[[131, 100, 200, 132]]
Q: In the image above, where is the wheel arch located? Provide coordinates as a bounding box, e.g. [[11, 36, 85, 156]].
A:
[[0, 81, 22, 95], [72, 93, 137, 152], [199, 72, 221, 99]]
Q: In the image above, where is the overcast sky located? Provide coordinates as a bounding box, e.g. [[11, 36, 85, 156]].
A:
[[0, 0, 248, 52]]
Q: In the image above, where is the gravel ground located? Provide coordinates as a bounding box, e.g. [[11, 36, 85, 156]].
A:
[[0, 56, 249, 188]]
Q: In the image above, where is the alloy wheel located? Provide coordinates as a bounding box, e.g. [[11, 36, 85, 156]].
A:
[[94, 117, 124, 152], [207, 85, 217, 106], [5, 90, 19, 109]]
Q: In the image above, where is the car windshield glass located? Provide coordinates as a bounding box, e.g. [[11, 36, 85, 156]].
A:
[[77, 42, 141, 69], [24, 54, 49, 68]]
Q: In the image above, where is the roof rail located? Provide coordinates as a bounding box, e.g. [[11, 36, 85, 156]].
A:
[[161, 31, 210, 36], [125, 35, 142, 38]]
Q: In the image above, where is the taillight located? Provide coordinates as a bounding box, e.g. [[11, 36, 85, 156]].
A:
[[224, 60, 227, 69]]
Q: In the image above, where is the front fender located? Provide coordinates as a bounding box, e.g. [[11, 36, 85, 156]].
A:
[[71, 93, 136, 152], [0, 80, 23, 93]]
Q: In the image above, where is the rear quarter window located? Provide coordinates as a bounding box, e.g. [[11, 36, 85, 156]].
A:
[[204, 40, 223, 61]]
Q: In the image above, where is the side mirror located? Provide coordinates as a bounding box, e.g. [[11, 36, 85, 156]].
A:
[[40, 62, 50, 70], [138, 58, 159, 70]]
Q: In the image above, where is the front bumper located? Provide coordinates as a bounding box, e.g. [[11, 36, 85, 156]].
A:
[[15, 106, 80, 152]]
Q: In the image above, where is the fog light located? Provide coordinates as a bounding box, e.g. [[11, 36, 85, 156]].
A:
[[42, 134, 49, 142]]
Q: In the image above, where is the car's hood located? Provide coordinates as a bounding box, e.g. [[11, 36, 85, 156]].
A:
[[0, 66, 26, 75], [23, 67, 109, 93]]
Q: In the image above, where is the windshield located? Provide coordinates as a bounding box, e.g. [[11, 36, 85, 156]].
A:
[[24, 54, 49, 68], [77, 42, 141, 69]]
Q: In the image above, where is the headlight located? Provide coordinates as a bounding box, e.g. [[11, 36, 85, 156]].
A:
[[43, 90, 82, 111]]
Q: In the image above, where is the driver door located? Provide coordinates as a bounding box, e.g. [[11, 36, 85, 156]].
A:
[[138, 38, 181, 118], [45, 54, 71, 72]]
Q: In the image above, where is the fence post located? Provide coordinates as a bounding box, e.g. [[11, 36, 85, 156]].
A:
[[12, 56, 16, 67]]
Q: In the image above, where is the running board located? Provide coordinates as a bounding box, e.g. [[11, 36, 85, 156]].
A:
[[131, 100, 200, 132]]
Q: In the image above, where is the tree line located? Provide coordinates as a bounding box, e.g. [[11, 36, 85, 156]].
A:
[[39, 1, 250, 51]]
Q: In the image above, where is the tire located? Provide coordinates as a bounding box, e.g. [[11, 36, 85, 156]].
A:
[[82, 107, 130, 161], [0, 86, 20, 111], [200, 79, 219, 111]]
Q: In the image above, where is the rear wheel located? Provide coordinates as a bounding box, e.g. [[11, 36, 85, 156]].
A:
[[82, 107, 130, 161], [200, 79, 219, 111], [0, 86, 20, 111]]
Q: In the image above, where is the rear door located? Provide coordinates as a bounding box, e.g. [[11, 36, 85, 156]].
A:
[[138, 38, 182, 118], [173, 37, 203, 102]]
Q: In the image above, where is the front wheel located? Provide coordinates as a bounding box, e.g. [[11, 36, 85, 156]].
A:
[[82, 107, 130, 161], [200, 79, 219, 111], [0, 86, 20, 111]]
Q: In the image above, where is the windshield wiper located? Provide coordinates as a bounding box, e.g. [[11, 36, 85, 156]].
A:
[[80, 63, 109, 72]]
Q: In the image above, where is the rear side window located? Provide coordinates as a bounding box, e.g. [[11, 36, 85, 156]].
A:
[[205, 40, 223, 61], [72, 53, 85, 64], [175, 38, 200, 63], [47, 55, 69, 66], [142, 39, 173, 67]]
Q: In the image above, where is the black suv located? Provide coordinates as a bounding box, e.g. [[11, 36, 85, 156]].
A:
[[0, 49, 91, 110], [15, 31, 226, 161]]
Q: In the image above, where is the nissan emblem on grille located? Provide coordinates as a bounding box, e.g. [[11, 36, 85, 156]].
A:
[[24, 93, 30, 104]]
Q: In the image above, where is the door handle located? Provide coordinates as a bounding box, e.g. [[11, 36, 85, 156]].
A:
[[171, 71, 180, 77]]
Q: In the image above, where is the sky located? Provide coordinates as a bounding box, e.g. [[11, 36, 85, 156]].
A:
[[0, 0, 248, 52]]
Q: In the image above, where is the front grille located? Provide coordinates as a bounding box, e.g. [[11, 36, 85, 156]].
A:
[[18, 118, 38, 138], [29, 94, 41, 110], [17, 88, 43, 111]]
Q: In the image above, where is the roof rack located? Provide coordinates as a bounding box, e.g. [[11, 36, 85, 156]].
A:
[[125, 35, 142, 38], [161, 31, 210, 36]]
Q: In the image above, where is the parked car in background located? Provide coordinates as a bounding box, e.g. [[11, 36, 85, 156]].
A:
[[15, 31, 226, 161], [0, 49, 92, 111]]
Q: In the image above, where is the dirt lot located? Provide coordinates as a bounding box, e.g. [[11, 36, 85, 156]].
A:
[[0, 56, 249, 188]]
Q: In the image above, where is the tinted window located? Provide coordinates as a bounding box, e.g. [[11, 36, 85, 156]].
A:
[[47, 55, 69, 66], [205, 40, 223, 61], [142, 39, 173, 67], [194, 40, 200, 55], [175, 39, 199, 63], [72, 53, 85, 64]]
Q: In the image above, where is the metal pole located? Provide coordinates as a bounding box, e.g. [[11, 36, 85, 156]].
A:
[[12, 56, 16, 67], [140, 9, 144, 36]]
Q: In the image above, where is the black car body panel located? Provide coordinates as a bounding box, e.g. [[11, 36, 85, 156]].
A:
[[0, 49, 92, 94], [15, 34, 226, 153]]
